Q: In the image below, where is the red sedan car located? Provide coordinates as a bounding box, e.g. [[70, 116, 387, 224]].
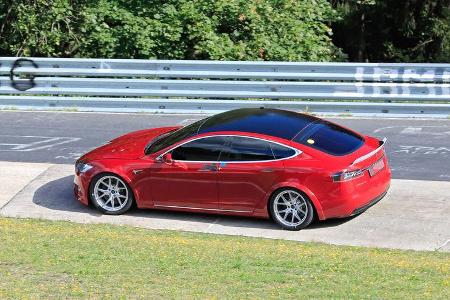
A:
[[74, 108, 391, 230]]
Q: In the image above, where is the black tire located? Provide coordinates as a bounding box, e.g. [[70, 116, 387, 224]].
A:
[[89, 173, 134, 215], [268, 188, 314, 230]]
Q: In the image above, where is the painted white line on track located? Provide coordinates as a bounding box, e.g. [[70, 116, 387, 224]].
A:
[[400, 127, 422, 134], [0, 135, 81, 152], [374, 125, 450, 134], [393, 145, 450, 155], [178, 118, 201, 126]]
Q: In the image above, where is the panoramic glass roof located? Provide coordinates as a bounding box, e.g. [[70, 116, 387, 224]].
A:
[[197, 108, 318, 140]]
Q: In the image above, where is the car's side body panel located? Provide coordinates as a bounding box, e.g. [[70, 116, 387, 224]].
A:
[[149, 160, 219, 209], [217, 159, 285, 212]]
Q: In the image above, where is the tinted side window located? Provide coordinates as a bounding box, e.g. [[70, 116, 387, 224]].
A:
[[270, 143, 297, 159], [222, 136, 274, 161], [293, 121, 363, 156], [171, 136, 228, 161]]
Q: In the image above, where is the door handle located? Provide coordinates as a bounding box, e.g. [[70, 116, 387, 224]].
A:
[[261, 168, 274, 173], [198, 164, 218, 172]]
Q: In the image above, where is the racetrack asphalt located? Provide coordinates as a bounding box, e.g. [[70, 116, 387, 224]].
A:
[[1, 111, 450, 181], [0, 110, 449, 251]]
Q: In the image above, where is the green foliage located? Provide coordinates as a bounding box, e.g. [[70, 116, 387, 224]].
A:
[[0, 0, 79, 56], [332, 0, 450, 62], [176, 0, 343, 61], [0, 0, 342, 61], [2, 0, 448, 62]]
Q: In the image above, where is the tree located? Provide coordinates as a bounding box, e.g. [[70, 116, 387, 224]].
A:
[[331, 0, 450, 62], [0, 0, 343, 61]]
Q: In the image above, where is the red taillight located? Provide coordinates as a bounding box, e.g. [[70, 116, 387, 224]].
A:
[[332, 169, 364, 182]]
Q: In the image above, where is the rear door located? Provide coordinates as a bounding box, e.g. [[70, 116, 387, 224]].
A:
[[217, 136, 291, 212]]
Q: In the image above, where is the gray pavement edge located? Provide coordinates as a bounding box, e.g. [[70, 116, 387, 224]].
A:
[[0, 162, 449, 252]]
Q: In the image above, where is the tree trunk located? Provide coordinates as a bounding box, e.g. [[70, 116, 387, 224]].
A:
[[357, 9, 366, 61]]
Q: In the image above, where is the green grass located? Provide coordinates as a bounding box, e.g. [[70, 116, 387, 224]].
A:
[[0, 218, 448, 299]]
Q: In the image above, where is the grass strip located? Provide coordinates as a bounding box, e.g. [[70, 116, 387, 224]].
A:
[[0, 217, 448, 299]]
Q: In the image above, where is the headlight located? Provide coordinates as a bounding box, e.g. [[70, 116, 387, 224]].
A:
[[75, 161, 93, 173]]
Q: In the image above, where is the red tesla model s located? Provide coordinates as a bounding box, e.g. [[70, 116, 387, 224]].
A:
[[74, 108, 391, 230]]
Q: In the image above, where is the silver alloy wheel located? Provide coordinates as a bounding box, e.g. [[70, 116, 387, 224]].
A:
[[273, 190, 308, 227], [93, 175, 129, 212]]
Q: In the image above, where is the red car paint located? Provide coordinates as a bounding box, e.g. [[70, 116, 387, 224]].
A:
[[74, 109, 391, 221]]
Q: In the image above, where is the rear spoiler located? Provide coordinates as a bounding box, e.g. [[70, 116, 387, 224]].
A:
[[351, 138, 387, 165]]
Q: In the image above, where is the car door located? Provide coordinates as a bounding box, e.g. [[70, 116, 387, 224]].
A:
[[217, 136, 291, 212], [150, 136, 228, 209]]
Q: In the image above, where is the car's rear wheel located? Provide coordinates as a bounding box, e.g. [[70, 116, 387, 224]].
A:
[[269, 188, 314, 230], [90, 173, 133, 215]]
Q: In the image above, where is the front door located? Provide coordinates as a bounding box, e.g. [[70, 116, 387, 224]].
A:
[[150, 136, 228, 209]]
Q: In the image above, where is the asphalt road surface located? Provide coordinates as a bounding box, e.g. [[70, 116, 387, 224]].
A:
[[1, 111, 450, 181]]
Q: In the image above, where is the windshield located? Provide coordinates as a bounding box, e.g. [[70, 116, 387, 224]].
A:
[[145, 117, 208, 154]]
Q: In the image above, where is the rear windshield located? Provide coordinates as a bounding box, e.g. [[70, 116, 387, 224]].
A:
[[293, 121, 363, 156]]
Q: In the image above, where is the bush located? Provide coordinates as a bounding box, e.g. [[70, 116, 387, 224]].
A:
[[0, 0, 343, 61]]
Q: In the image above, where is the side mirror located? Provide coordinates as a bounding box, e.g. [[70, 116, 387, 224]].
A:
[[164, 153, 173, 164], [157, 152, 173, 164]]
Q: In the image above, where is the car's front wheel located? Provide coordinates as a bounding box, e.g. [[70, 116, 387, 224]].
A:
[[90, 173, 133, 215], [269, 188, 314, 230]]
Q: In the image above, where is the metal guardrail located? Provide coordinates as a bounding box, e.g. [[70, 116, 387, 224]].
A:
[[0, 57, 449, 117]]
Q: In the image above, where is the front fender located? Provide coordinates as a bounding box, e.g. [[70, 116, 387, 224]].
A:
[[82, 159, 143, 202]]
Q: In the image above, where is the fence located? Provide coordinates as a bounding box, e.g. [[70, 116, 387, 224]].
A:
[[1, 57, 449, 117]]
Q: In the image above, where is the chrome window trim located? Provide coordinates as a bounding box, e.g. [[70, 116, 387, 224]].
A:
[[156, 134, 302, 164]]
